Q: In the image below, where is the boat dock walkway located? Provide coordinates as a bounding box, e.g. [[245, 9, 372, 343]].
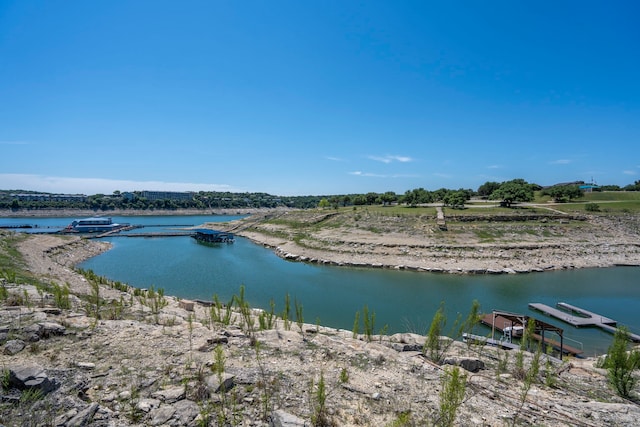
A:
[[463, 333, 564, 362], [529, 302, 640, 343], [100, 231, 194, 238], [91, 225, 196, 239]]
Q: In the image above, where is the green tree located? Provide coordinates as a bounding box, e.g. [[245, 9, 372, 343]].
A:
[[477, 181, 501, 198], [403, 187, 433, 206], [623, 180, 640, 191], [490, 179, 535, 207], [443, 190, 467, 209], [379, 191, 397, 206], [601, 326, 640, 398], [543, 185, 583, 202], [432, 188, 449, 204], [403, 189, 418, 207]]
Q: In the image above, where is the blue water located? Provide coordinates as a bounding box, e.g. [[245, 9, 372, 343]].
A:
[[5, 215, 640, 355]]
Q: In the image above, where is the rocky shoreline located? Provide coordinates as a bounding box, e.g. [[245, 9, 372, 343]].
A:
[[222, 210, 640, 275], [267, 241, 640, 275]]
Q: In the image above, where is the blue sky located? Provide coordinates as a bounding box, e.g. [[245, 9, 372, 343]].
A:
[[1, 1, 639, 196]]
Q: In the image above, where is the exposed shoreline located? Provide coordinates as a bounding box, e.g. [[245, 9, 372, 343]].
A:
[[4, 207, 640, 274], [219, 209, 640, 275]]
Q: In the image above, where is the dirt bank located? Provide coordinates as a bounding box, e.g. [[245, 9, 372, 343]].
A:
[[213, 209, 640, 274]]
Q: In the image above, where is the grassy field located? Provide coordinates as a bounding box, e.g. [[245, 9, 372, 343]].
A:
[[0, 231, 40, 286], [580, 191, 640, 201], [281, 192, 640, 220], [544, 192, 640, 214]]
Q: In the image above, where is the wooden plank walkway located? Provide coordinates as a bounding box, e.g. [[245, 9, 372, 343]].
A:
[[480, 313, 524, 334], [120, 231, 194, 237]]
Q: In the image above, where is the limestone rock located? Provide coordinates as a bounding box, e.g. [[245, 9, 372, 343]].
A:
[[173, 399, 200, 425], [137, 397, 161, 413], [206, 373, 235, 393], [271, 409, 308, 427], [39, 321, 66, 337], [443, 357, 485, 373], [9, 365, 58, 393], [149, 404, 176, 426], [152, 386, 185, 403], [66, 402, 99, 427], [3, 339, 25, 355]]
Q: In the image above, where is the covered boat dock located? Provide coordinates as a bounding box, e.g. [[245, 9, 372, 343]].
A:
[[192, 229, 234, 244], [480, 310, 583, 357]]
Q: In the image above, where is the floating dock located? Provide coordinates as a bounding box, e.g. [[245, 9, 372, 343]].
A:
[[529, 302, 640, 343]]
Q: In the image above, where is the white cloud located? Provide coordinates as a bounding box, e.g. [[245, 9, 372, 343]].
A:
[[0, 141, 29, 145], [0, 174, 237, 194], [487, 164, 502, 169], [349, 171, 386, 178], [623, 170, 637, 175], [367, 155, 414, 164], [433, 172, 452, 179], [349, 171, 419, 179], [325, 156, 346, 162], [550, 159, 571, 165]]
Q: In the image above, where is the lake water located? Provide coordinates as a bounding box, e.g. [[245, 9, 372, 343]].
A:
[[4, 215, 639, 356]]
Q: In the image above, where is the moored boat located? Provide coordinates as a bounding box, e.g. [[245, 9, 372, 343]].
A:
[[64, 217, 128, 233]]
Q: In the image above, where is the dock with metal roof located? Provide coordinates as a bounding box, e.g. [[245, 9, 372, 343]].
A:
[[480, 311, 583, 356]]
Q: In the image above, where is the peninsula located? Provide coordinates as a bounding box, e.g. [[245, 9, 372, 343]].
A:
[[209, 203, 640, 274]]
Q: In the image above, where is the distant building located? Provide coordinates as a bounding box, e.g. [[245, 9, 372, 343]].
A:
[[10, 193, 87, 202], [140, 191, 194, 201], [579, 184, 600, 193]]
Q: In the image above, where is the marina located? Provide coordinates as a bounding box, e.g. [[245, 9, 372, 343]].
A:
[[58, 218, 234, 242]]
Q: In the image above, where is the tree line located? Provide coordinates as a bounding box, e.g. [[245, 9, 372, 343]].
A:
[[1, 180, 639, 212]]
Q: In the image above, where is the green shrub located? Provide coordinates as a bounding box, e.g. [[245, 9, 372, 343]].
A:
[[438, 366, 466, 427], [601, 326, 640, 398]]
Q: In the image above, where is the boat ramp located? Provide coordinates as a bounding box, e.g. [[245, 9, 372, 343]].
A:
[[529, 302, 640, 343]]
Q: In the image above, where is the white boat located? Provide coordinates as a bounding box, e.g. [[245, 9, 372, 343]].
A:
[[65, 217, 126, 233]]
